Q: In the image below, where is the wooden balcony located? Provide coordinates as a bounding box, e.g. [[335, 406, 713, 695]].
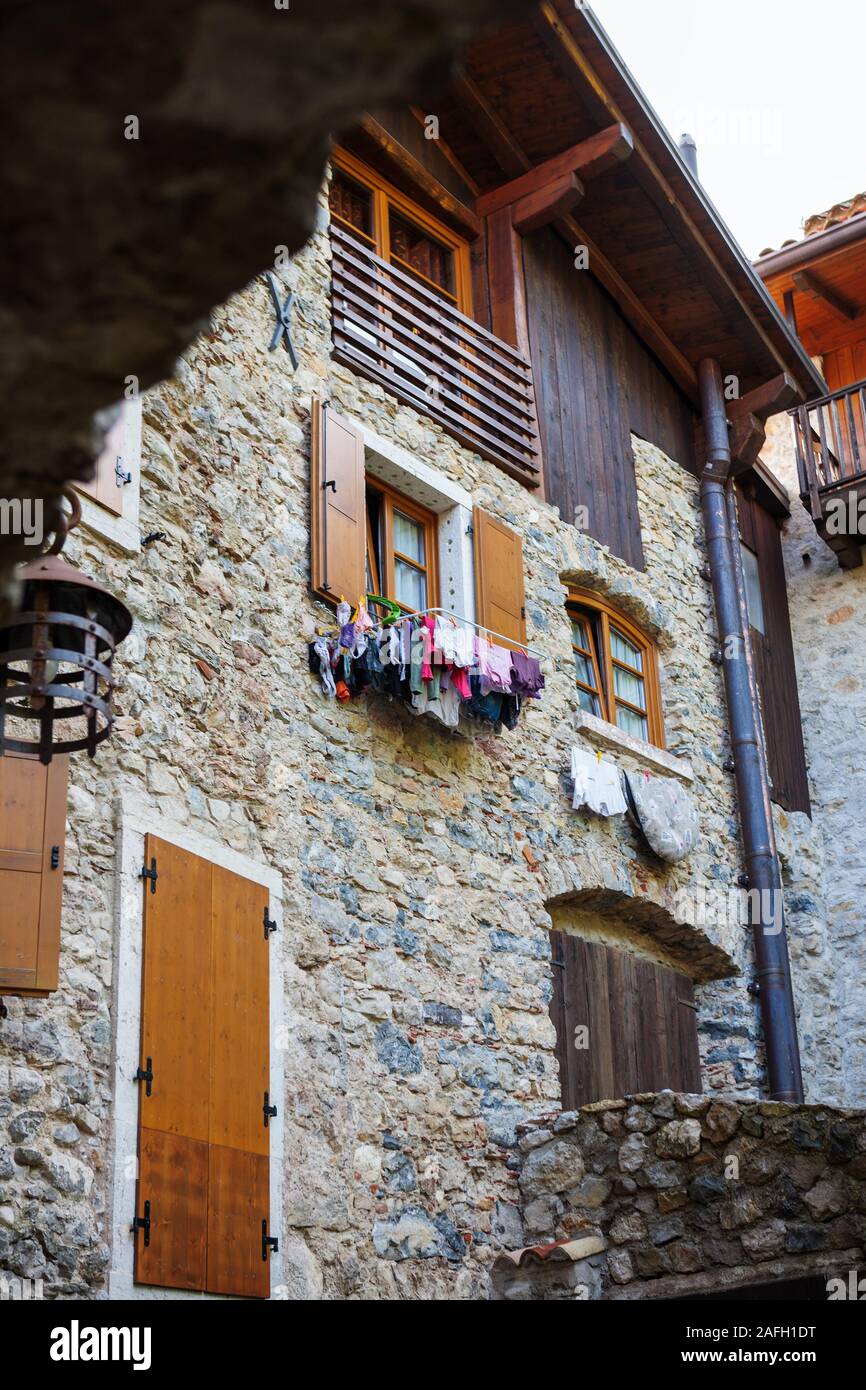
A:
[[791, 377, 866, 568], [330, 224, 541, 487]]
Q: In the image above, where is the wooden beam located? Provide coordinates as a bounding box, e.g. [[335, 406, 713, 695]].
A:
[[783, 288, 798, 336], [450, 72, 529, 179], [358, 115, 482, 236], [476, 122, 633, 219], [408, 106, 481, 197], [792, 268, 859, 322], [727, 372, 801, 423], [511, 171, 585, 235], [729, 413, 765, 477], [487, 206, 531, 354]]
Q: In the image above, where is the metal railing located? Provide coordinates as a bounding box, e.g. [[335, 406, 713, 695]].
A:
[[330, 224, 541, 486]]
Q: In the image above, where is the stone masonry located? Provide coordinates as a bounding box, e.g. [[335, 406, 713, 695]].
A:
[[0, 176, 832, 1298]]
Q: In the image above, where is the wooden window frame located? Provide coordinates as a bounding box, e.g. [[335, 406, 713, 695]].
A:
[[566, 589, 664, 749], [367, 478, 438, 615], [331, 147, 473, 315]]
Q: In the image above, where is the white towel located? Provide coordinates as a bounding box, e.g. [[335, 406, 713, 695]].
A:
[[570, 747, 627, 817]]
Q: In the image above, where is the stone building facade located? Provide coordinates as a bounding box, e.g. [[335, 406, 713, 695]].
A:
[[0, 167, 845, 1301]]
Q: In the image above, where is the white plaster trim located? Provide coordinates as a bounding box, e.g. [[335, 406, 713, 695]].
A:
[[574, 709, 694, 783], [358, 419, 472, 512], [106, 794, 284, 1300]]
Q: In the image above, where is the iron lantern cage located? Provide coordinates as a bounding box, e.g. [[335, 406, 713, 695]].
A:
[[0, 497, 133, 764]]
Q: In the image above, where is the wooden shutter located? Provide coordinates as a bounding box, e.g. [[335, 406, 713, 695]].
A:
[[310, 399, 367, 607], [0, 752, 68, 996], [549, 932, 701, 1108], [76, 400, 139, 517], [737, 487, 811, 815], [135, 836, 272, 1298], [473, 507, 527, 650]]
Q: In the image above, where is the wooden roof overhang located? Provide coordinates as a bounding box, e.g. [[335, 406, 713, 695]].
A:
[[755, 211, 866, 359], [420, 1, 826, 411]]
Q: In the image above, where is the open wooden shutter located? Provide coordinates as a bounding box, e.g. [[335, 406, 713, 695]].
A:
[[310, 399, 366, 608], [473, 506, 527, 650], [0, 752, 68, 996], [134, 836, 272, 1298], [75, 400, 139, 517], [736, 487, 811, 815], [549, 932, 701, 1108]]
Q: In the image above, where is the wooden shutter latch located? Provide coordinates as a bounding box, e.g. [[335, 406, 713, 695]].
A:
[[131, 1200, 151, 1247]]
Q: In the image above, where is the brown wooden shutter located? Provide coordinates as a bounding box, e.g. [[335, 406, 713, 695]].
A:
[[310, 399, 366, 608], [135, 836, 272, 1298], [76, 409, 126, 515], [0, 752, 68, 996], [549, 932, 701, 1107], [736, 487, 811, 815], [473, 507, 527, 650]]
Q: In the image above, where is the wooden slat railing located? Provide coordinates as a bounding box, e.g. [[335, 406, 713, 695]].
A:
[[791, 376, 866, 516], [330, 225, 541, 486]]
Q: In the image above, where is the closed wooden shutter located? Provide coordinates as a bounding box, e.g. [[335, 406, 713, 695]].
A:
[[134, 836, 272, 1298], [473, 507, 527, 650], [310, 399, 367, 608], [0, 752, 68, 996], [737, 487, 811, 815], [549, 932, 701, 1107]]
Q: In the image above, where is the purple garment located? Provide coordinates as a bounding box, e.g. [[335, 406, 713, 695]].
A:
[[510, 650, 544, 698]]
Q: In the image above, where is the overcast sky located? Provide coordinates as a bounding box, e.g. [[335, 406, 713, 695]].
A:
[[591, 0, 864, 258]]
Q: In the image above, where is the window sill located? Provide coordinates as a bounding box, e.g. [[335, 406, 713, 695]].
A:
[[573, 709, 694, 784], [77, 493, 140, 554]]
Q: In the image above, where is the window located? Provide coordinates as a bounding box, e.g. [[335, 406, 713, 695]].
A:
[[366, 481, 437, 614], [740, 542, 766, 635], [329, 148, 472, 314], [567, 590, 664, 747]]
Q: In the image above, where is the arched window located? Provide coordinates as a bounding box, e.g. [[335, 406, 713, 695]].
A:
[[567, 590, 664, 748]]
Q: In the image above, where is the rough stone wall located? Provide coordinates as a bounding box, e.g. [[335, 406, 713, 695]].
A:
[[499, 1092, 866, 1300], [761, 412, 866, 1106], [0, 183, 797, 1300]]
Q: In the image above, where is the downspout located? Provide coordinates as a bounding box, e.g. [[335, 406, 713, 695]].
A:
[[698, 357, 804, 1102]]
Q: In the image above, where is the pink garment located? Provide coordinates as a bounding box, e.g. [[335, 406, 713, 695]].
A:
[[421, 616, 436, 680], [476, 636, 513, 693], [451, 667, 472, 700]]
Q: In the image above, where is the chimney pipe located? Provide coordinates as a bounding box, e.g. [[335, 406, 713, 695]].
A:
[[679, 132, 699, 180]]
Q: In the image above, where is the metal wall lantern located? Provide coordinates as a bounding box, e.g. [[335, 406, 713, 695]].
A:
[[0, 491, 132, 764]]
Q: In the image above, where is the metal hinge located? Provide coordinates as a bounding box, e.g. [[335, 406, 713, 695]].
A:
[[115, 456, 133, 487], [264, 907, 277, 940], [131, 1200, 151, 1247], [263, 1091, 277, 1128], [550, 956, 565, 969], [141, 857, 158, 894], [262, 1220, 278, 1262], [135, 1057, 154, 1097], [50, 845, 60, 870]]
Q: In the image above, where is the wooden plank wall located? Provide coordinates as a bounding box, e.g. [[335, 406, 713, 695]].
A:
[[523, 226, 696, 570], [549, 931, 701, 1108]]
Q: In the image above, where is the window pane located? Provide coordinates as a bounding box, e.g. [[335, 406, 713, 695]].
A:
[[330, 171, 374, 242], [393, 510, 425, 564], [389, 211, 456, 299], [573, 651, 596, 687], [616, 703, 648, 740], [740, 543, 766, 635], [613, 665, 646, 710], [571, 617, 592, 652], [610, 625, 642, 671], [578, 686, 602, 717], [394, 559, 427, 612]]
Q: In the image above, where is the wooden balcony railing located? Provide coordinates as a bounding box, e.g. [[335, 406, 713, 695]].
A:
[[330, 224, 541, 486], [791, 377, 866, 511]]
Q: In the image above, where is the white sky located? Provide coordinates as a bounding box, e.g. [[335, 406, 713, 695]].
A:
[[591, 0, 865, 258]]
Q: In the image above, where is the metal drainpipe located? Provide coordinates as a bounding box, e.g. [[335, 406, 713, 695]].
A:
[[698, 357, 804, 1102]]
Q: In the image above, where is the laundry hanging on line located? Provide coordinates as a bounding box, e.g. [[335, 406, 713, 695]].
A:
[[308, 603, 544, 733]]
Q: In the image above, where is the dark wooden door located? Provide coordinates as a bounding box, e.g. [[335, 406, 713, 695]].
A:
[[549, 931, 701, 1108]]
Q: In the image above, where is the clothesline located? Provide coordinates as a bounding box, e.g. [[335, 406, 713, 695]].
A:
[[320, 601, 547, 662]]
